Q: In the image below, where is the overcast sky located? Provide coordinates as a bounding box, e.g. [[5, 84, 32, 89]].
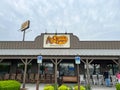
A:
[[0, 0, 120, 41]]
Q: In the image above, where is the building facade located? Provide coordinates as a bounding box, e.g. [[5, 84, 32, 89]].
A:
[[0, 33, 120, 84]]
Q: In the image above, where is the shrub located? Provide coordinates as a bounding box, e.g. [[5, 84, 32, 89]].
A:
[[44, 84, 86, 90], [44, 84, 54, 90], [53, 83, 58, 90], [116, 83, 120, 90], [85, 85, 91, 90], [58, 84, 70, 90], [74, 85, 85, 90], [0, 80, 21, 90]]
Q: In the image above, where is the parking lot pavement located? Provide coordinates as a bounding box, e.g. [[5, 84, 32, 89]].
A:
[[22, 84, 116, 90]]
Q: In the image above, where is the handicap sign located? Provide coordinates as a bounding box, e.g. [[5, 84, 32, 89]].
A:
[[75, 56, 80, 64], [37, 56, 42, 63]]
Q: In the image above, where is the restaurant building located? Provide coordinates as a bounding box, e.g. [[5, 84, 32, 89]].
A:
[[0, 33, 120, 84]]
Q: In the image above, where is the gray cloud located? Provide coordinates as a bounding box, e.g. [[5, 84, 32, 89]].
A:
[[0, 0, 120, 41]]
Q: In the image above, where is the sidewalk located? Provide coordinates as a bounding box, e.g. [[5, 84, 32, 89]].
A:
[[23, 84, 116, 90], [23, 84, 44, 90], [92, 85, 115, 90]]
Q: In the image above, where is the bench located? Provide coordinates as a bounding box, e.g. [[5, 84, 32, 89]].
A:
[[62, 76, 77, 83]]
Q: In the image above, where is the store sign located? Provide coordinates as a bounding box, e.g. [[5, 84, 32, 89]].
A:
[[37, 56, 42, 63], [20, 20, 30, 31], [75, 56, 81, 64], [43, 34, 70, 48]]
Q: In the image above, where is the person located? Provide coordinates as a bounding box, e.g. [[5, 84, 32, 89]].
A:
[[103, 69, 110, 87], [116, 71, 120, 83]]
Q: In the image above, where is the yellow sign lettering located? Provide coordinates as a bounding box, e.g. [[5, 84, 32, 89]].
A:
[[46, 35, 68, 45]]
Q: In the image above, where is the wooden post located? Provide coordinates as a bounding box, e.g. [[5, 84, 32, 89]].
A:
[[51, 58, 62, 89], [36, 63, 40, 90], [55, 59, 57, 84], [22, 59, 28, 88], [77, 64, 80, 90], [21, 59, 32, 89], [86, 59, 90, 85], [75, 56, 81, 90], [23, 30, 25, 41]]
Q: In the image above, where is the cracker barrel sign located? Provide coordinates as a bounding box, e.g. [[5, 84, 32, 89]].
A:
[[43, 34, 70, 48]]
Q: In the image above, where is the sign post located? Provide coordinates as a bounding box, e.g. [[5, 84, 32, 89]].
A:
[[36, 56, 42, 90], [75, 56, 81, 90], [20, 20, 30, 41]]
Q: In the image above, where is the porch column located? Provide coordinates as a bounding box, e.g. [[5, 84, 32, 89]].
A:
[[82, 59, 93, 86], [21, 58, 33, 88], [51, 58, 62, 84], [55, 59, 57, 84], [86, 59, 90, 85]]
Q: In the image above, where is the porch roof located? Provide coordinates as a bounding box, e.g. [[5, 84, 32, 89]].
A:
[[0, 49, 120, 56]]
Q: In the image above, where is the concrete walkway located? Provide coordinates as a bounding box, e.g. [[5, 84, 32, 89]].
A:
[[23, 84, 116, 90], [92, 85, 116, 90]]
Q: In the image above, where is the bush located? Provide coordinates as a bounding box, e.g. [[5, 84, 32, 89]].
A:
[[44, 84, 54, 90], [116, 83, 120, 90], [58, 84, 70, 90], [44, 84, 86, 90], [53, 83, 58, 90], [0, 80, 21, 90], [74, 85, 85, 90], [85, 85, 91, 90]]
